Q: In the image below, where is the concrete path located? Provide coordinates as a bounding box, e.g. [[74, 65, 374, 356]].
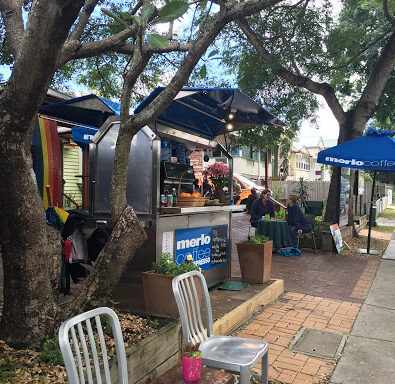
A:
[[331, 220, 395, 383]]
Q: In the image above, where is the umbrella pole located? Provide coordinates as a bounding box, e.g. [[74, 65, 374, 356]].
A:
[[367, 171, 377, 254]]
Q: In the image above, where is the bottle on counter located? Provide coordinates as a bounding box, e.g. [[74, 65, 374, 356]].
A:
[[172, 188, 177, 206]]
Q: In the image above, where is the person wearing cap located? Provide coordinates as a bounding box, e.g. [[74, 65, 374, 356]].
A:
[[250, 189, 275, 227], [286, 195, 312, 247]]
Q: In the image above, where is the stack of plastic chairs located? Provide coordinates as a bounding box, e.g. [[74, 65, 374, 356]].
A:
[[161, 140, 172, 162]]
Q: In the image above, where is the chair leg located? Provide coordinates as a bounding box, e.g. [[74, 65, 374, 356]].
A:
[[261, 352, 268, 384], [312, 232, 317, 253], [239, 366, 251, 384]]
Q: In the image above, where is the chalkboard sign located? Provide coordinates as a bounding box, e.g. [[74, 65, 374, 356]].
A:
[[211, 225, 228, 266]]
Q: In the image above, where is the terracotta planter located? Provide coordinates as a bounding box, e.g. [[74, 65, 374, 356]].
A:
[[236, 240, 273, 284], [142, 271, 202, 318]]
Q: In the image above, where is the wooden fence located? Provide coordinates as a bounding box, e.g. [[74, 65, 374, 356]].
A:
[[271, 180, 330, 201]]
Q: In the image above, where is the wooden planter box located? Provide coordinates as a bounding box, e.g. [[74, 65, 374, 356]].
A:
[[142, 271, 202, 318], [236, 240, 273, 284], [298, 237, 322, 249], [108, 319, 182, 384]]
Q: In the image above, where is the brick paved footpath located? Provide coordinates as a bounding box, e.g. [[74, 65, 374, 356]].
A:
[[236, 292, 361, 384]]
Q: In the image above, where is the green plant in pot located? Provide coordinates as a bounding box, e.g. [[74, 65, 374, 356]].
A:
[[181, 343, 203, 382], [236, 235, 273, 284], [142, 253, 201, 318]]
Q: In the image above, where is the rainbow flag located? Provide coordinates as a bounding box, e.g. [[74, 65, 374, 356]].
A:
[[32, 116, 61, 209]]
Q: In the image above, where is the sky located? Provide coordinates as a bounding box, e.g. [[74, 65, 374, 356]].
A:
[[299, 98, 340, 140]]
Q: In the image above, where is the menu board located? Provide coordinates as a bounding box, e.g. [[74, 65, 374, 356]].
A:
[[210, 225, 228, 266]]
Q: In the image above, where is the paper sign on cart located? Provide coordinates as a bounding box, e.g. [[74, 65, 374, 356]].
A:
[[162, 231, 174, 255], [330, 224, 344, 253]]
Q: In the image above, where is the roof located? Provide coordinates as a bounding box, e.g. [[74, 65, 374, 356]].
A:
[[134, 87, 285, 141], [323, 138, 338, 149], [294, 136, 325, 151]]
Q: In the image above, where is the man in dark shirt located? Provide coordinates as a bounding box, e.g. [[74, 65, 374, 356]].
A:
[[286, 195, 313, 247], [250, 189, 275, 227]]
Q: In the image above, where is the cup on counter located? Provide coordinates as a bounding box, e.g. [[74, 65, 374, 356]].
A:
[[230, 199, 234, 205], [265, 214, 270, 221]]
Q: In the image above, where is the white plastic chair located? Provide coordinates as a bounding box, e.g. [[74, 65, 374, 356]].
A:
[[172, 271, 268, 384], [58, 307, 128, 384]]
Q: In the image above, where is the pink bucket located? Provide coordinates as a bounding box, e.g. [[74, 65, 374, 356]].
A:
[[182, 354, 202, 382]]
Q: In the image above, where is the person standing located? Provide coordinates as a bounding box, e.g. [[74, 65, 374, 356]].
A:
[[246, 187, 258, 214], [286, 195, 313, 247], [250, 189, 275, 227], [233, 179, 242, 204]]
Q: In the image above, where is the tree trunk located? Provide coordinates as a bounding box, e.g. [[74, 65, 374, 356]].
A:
[[66, 205, 147, 316], [0, 134, 60, 349], [324, 111, 368, 224]]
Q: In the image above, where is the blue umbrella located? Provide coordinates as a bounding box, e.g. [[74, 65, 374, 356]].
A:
[[317, 129, 395, 254]]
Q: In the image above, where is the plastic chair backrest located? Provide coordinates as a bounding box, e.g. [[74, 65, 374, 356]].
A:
[[172, 271, 213, 345], [58, 307, 128, 384]]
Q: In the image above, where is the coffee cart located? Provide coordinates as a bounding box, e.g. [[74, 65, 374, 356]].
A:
[[89, 88, 285, 286]]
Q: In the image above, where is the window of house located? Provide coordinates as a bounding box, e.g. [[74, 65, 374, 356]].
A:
[[296, 154, 311, 170]]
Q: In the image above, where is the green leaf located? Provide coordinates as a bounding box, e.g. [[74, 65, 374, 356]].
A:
[[200, 0, 208, 9], [151, 1, 189, 24], [141, 4, 156, 21], [101, 8, 129, 28], [208, 49, 219, 58], [120, 12, 142, 26], [199, 64, 207, 78], [147, 34, 170, 49]]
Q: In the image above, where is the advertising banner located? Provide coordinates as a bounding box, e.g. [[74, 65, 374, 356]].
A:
[[175, 225, 228, 271], [330, 224, 344, 253]]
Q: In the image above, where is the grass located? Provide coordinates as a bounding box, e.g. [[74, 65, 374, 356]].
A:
[[379, 209, 395, 219], [0, 362, 17, 383], [373, 225, 395, 233]]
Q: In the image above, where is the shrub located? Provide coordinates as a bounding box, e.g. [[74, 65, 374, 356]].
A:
[[275, 210, 286, 221], [40, 339, 63, 365], [246, 234, 270, 244], [152, 253, 200, 276]]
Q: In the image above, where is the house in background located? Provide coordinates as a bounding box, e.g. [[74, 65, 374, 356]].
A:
[[203, 142, 280, 185], [287, 137, 325, 181]]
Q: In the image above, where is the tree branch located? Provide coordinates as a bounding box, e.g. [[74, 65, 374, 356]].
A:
[[1, 0, 84, 130], [69, 0, 99, 42], [355, 31, 395, 120], [133, 0, 285, 129], [0, 0, 24, 58], [330, 28, 393, 70], [383, 0, 395, 26], [236, 17, 346, 125], [110, 39, 152, 220]]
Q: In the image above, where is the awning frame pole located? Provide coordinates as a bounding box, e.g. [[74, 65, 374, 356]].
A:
[[367, 170, 377, 254]]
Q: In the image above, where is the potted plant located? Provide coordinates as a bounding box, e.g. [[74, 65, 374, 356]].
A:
[[181, 343, 202, 382], [142, 253, 201, 318], [236, 234, 273, 283], [202, 162, 229, 203]]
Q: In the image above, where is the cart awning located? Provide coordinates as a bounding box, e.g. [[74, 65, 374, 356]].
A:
[[39, 94, 121, 150], [39, 94, 120, 127], [134, 87, 285, 140]]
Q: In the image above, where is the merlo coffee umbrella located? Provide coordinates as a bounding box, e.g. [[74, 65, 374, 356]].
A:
[[317, 129, 395, 254]]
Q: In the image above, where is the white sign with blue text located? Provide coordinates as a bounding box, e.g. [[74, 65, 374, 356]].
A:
[[175, 225, 228, 271]]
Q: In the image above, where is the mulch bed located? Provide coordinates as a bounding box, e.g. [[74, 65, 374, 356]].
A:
[[0, 311, 156, 383], [341, 232, 390, 258]]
